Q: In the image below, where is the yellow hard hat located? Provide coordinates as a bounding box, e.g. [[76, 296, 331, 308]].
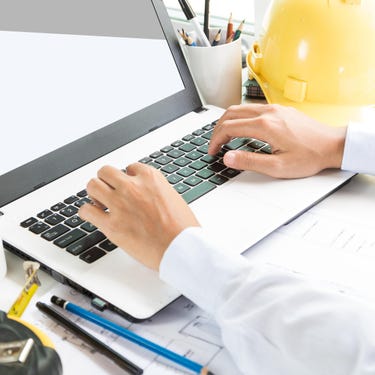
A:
[[247, 0, 375, 126]]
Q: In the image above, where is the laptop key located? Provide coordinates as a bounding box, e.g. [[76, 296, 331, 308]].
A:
[[81, 222, 97, 232], [139, 156, 152, 164], [167, 149, 184, 159], [167, 174, 183, 184], [99, 239, 117, 252], [203, 123, 215, 130], [41, 224, 70, 241], [45, 213, 65, 226], [186, 151, 203, 160], [74, 197, 91, 208], [53, 228, 87, 248], [182, 134, 195, 141], [174, 183, 190, 194], [179, 143, 196, 152], [79, 247, 106, 264], [64, 195, 79, 204], [155, 155, 173, 165], [196, 168, 215, 179], [51, 202, 67, 211], [20, 217, 38, 228], [208, 162, 226, 173], [202, 130, 213, 140], [190, 137, 207, 146], [161, 164, 179, 174], [160, 145, 173, 153], [66, 231, 106, 256], [182, 181, 216, 204], [147, 161, 161, 169], [65, 215, 84, 228], [174, 157, 191, 167], [221, 168, 241, 178], [197, 144, 209, 154], [189, 160, 207, 170], [184, 176, 203, 187], [150, 151, 163, 158], [29, 221, 50, 234], [37, 209, 53, 219], [60, 205, 79, 217], [249, 139, 266, 149], [224, 137, 251, 150], [200, 154, 218, 164], [177, 167, 195, 177], [76, 189, 87, 197], [209, 174, 228, 185], [171, 140, 184, 147], [192, 129, 205, 136]]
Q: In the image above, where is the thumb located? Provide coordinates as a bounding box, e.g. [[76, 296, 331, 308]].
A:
[[223, 150, 279, 177]]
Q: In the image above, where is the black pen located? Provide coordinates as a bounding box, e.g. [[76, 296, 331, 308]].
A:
[[178, 0, 210, 46], [36, 302, 143, 375], [203, 0, 210, 39]]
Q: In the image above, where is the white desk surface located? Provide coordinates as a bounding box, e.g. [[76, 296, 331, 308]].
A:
[[2, 173, 375, 375], [2, 72, 375, 373]]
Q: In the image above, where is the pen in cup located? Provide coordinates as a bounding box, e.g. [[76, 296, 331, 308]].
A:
[[177, 0, 211, 47]]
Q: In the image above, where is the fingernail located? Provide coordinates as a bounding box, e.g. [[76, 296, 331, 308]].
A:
[[224, 151, 236, 167]]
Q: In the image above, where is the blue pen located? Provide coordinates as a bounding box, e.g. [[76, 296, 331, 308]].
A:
[[51, 296, 214, 375]]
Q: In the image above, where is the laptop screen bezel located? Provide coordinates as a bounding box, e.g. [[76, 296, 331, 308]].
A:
[[0, 0, 203, 208]]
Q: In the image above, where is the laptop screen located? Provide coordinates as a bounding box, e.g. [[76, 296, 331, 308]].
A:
[[0, 0, 202, 207]]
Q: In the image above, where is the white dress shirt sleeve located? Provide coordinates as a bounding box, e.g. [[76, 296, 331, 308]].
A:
[[160, 227, 375, 375], [342, 121, 375, 175]]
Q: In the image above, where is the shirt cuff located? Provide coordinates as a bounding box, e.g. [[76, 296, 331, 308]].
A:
[[341, 121, 375, 175], [159, 226, 248, 315]]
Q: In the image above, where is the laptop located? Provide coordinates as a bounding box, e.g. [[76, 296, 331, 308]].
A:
[[0, 0, 354, 321]]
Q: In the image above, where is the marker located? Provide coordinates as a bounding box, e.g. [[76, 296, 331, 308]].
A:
[[233, 19, 245, 41], [36, 302, 143, 375], [211, 29, 221, 46], [178, 0, 211, 47], [51, 296, 214, 375]]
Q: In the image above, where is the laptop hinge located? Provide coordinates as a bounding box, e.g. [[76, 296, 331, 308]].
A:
[[193, 106, 208, 113]]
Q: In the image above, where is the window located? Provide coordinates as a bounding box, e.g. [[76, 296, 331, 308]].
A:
[[164, 0, 255, 36]]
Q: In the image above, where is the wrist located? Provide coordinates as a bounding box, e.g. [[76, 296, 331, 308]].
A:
[[324, 126, 347, 169]]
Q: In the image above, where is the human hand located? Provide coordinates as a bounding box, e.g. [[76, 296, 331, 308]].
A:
[[208, 104, 347, 178], [79, 163, 200, 270]]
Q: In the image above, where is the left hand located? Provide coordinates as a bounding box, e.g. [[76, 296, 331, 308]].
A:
[[79, 163, 200, 270]]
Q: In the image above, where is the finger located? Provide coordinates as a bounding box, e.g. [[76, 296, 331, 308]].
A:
[[209, 117, 274, 155], [86, 177, 113, 210], [216, 103, 271, 127], [97, 165, 125, 189], [125, 162, 154, 177], [223, 150, 283, 178], [79, 202, 109, 230]]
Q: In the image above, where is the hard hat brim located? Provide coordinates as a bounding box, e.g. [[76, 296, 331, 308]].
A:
[[249, 69, 375, 127]]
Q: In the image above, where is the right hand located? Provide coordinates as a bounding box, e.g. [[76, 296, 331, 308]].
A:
[[208, 104, 347, 179]]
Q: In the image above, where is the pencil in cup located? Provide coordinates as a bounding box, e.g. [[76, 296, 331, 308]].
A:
[[51, 296, 214, 375]]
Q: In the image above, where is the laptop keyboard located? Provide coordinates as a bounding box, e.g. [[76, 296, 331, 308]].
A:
[[20, 120, 271, 264]]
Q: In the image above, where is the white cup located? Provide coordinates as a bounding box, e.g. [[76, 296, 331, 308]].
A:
[[182, 35, 242, 109]]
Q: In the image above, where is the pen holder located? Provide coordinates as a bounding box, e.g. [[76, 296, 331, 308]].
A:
[[182, 32, 242, 109]]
